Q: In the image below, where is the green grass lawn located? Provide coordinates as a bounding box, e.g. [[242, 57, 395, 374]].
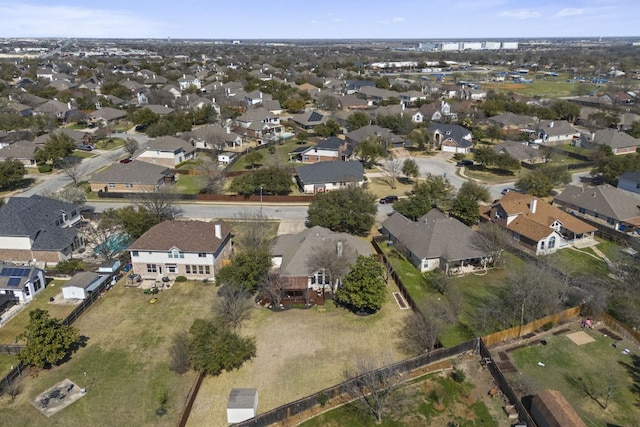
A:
[[546, 247, 610, 278], [0, 281, 77, 345], [71, 150, 96, 159], [510, 329, 640, 427], [228, 140, 312, 172], [95, 138, 124, 150], [0, 279, 215, 427], [175, 174, 203, 194], [0, 354, 19, 377]]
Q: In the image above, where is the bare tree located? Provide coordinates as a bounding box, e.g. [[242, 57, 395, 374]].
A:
[[381, 157, 402, 189], [198, 155, 226, 194], [82, 214, 126, 261], [306, 240, 356, 294], [258, 272, 285, 308], [445, 285, 463, 320], [134, 187, 181, 221], [123, 137, 139, 157], [343, 353, 401, 424], [6, 383, 23, 402], [59, 157, 84, 187], [399, 303, 448, 355], [213, 286, 254, 329], [472, 222, 512, 267], [168, 332, 190, 374], [428, 271, 450, 295], [233, 210, 271, 251]]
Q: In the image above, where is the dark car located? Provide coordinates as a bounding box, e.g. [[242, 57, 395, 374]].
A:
[[119, 158, 132, 164], [379, 195, 399, 204], [77, 144, 93, 151], [456, 160, 474, 167]]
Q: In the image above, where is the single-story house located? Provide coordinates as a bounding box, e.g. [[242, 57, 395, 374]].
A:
[[578, 129, 640, 155], [345, 125, 407, 148], [533, 120, 580, 146], [427, 123, 473, 153], [0, 264, 46, 303], [290, 110, 328, 130], [295, 161, 365, 194], [553, 184, 640, 233], [487, 112, 538, 133], [128, 220, 232, 281], [617, 171, 640, 195], [190, 125, 244, 150], [295, 137, 353, 163], [0, 141, 38, 166], [135, 136, 196, 168], [381, 209, 491, 273], [480, 192, 596, 255], [492, 140, 546, 164], [62, 272, 110, 300], [270, 225, 371, 300], [88, 161, 174, 193], [88, 107, 127, 125]]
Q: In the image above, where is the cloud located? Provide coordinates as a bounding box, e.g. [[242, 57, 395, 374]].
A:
[[0, 3, 167, 38], [553, 8, 584, 18], [391, 17, 405, 23], [499, 10, 541, 20]]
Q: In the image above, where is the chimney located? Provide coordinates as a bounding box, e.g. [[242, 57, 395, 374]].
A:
[[590, 132, 595, 141], [183, 74, 186, 79], [549, 121, 554, 128], [214, 223, 222, 239], [530, 197, 537, 214], [226, 126, 230, 134], [67, 102, 72, 110], [337, 240, 343, 256]]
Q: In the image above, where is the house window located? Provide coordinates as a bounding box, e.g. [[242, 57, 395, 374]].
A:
[[108, 183, 115, 188], [205, 265, 210, 275], [33, 277, 42, 291], [185, 265, 191, 274], [125, 183, 133, 189], [549, 236, 556, 249], [198, 253, 207, 258], [198, 265, 204, 274], [131, 251, 139, 257], [304, 155, 309, 161], [578, 207, 586, 214], [169, 249, 184, 259], [540, 241, 545, 250], [147, 264, 157, 273], [167, 265, 177, 274], [607, 217, 615, 225]]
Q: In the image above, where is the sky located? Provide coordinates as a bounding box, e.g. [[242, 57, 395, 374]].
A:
[[0, 0, 639, 40]]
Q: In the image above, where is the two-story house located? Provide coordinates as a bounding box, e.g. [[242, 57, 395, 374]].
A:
[[233, 107, 283, 140], [0, 195, 85, 264], [177, 74, 201, 91], [427, 123, 473, 153], [296, 137, 353, 163], [128, 220, 232, 281]]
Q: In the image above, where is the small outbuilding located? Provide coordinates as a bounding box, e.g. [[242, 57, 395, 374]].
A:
[[531, 389, 587, 427], [62, 272, 109, 300], [226, 388, 258, 423]]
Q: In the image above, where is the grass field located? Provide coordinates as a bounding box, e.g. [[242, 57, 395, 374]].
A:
[[0, 280, 77, 345], [509, 327, 640, 427], [174, 174, 203, 194], [0, 279, 216, 426], [365, 176, 415, 200], [483, 79, 585, 98], [0, 354, 19, 377], [186, 282, 412, 427], [229, 140, 312, 172]]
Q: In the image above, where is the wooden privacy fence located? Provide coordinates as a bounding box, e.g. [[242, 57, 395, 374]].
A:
[[0, 344, 24, 355], [482, 305, 582, 347], [598, 312, 640, 345]]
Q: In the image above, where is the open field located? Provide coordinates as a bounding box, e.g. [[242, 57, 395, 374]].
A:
[[0, 279, 216, 426], [483, 79, 584, 98], [506, 324, 640, 427], [186, 282, 412, 427], [228, 139, 312, 172], [0, 280, 77, 345]]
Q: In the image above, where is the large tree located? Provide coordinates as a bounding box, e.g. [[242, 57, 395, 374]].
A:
[[307, 186, 377, 236], [215, 248, 271, 292], [0, 158, 26, 190], [355, 136, 388, 168], [134, 188, 181, 222], [401, 158, 420, 182], [34, 132, 76, 167], [335, 255, 386, 313], [18, 309, 79, 368], [228, 166, 292, 196], [592, 152, 640, 186], [213, 286, 254, 330], [314, 119, 341, 138], [515, 164, 571, 196], [188, 318, 256, 376], [306, 240, 356, 293], [346, 111, 370, 131], [393, 173, 455, 220]]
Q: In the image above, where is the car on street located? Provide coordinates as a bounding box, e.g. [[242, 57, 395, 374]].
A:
[[456, 160, 474, 167], [501, 187, 521, 195], [379, 195, 399, 204], [119, 158, 132, 164], [76, 144, 93, 151]]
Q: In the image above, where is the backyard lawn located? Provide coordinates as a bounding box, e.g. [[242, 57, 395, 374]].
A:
[[0, 280, 77, 345], [509, 327, 640, 427], [186, 282, 412, 427], [175, 174, 203, 194], [0, 279, 216, 427], [228, 139, 312, 172]]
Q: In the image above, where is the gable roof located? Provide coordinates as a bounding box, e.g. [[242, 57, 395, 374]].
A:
[[492, 140, 542, 161], [488, 112, 537, 127], [345, 125, 405, 145], [591, 128, 640, 149], [488, 192, 596, 240], [382, 210, 489, 262], [271, 225, 371, 278], [0, 141, 37, 160], [554, 184, 640, 222], [427, 123, 473, 146], [0, 195, 80, 250], [145, 136, 195, 153], [296, 161, 364, 185], [537, 120, 579, 137], [88, 107, 127, 121], [128, 220, 230, 253], [291, 110, 327, 126], [89, 161, 171, 185]]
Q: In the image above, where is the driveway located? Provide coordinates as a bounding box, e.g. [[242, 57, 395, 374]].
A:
[[389, 151, 465, 189]]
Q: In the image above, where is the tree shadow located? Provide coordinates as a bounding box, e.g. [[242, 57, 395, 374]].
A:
[[618, 354, 640, 407], [1, 177, 35, 192], [57, 335, 90, 366]]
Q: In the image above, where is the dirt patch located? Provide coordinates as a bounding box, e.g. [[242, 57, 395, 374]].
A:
[[566, 331, 596, 345]]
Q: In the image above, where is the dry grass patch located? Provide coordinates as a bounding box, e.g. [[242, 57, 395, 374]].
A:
[[366, 176, 414, 199], [187, 281, 412, 427]]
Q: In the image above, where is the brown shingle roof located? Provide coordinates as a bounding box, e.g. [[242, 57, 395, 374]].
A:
[[128, 220, 231, 253], [532, 390, 587, 427]]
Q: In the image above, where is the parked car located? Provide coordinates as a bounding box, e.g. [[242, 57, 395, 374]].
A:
[[456, 160, 474, 167], [76, 144, 93, 151], [119, 158, 132, 164], [501, 187, 520, 195], [379, 195, 399, 204]]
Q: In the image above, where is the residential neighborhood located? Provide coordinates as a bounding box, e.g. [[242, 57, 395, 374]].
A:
[[0, 30, 639, 427]]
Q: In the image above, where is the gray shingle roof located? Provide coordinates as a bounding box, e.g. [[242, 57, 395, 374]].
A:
[[88, 161, 170, 185], [591, 129, 640, 149], [381, 210, 488, 263], [145, 136, 196, 154], [427, 123, 473, 146], [0, 141, 37, 160], [0, 195, 80, 250], [271, 226, 371, 277], [295, 161, 364, 185], [554, 184, 640, 222]]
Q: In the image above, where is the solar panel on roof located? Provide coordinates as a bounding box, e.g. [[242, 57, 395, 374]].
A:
[[0, 268, 8, 276], [20, 269, 30, 277], [7, 277, 21, 287]]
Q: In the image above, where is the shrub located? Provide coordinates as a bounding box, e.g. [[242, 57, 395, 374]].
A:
[[318, 392, 329, 407], [175, 276, 187, 282], [56, 259, 84, 274], [451, 368, 466, 383], [542, 321, 554, 331], [38, 164, 52, 173]]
